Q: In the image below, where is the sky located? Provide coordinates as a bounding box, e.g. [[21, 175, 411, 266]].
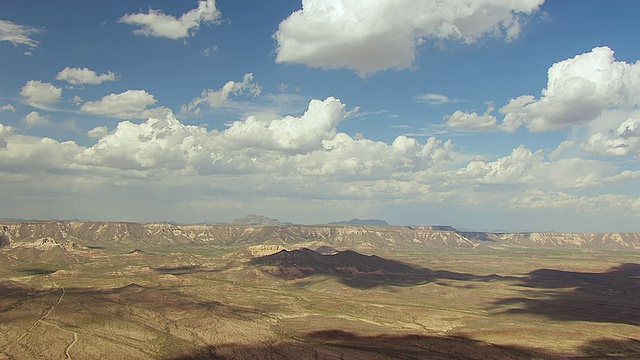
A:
[[1, 0, 640, 231]]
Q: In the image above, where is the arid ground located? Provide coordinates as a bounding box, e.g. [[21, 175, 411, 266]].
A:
[[1, 236, 639, 359]]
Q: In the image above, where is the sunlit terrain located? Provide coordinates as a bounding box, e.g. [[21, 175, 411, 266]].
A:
[[1, 222, 639, 359]]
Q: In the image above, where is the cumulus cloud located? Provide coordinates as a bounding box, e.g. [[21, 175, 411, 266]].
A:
[[500, 46, 640, 132], [221, 97, 346, 153], [70, 95, 83, 105], [72, 103, 618, 197], [78, 97, 352, 171], [2, 96, 638, 228], [0, 123, 13, 148], [0, 104, 16, 112], [78, 115, 209, 170], [274, 0, 544, 75], [0, 134, 81, 172], [549, 140, 576, 159], [119, 0, 221, 39], [445, 104, 497, 131], [300, 134, 453, 181], [453, 145, 613, 189], [56, 67, 118, 85], [582, 118, 640, 156], [80, 90, 169, 119], [76, 96, 455, 179], [17, 108, 621, 208], [181, 73, 262, 115], [23, 111, 51, 127], [0, 20, 41, 48], [87, 126, 109, 139], [508, 190, 640, 216], [444, 46, 640, 152], [20, 80, 63, 108]]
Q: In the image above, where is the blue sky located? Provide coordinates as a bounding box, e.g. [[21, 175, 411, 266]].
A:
[[1, 0, 640, 231]]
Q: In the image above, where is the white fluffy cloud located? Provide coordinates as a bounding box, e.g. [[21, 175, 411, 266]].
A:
[[87, 126, 109, 139], [221, 97, 344, 153], [296, 134, 453, 181], [445, 105, 497, 131], [453, 145, 613, 189], [0, 20, 41, 48], [274, 0, 544, 75], [77, 96, 454, 179], [23, 111, 51, 127], [0, 123, 13, 148], [443, 46, 640, 157], [20, 80, 63, 108], [56, 67, 118, 85], [549, 140, 576, 159], [80, 90, 168, 119], [78, 115, 208, 170], [582, 118, 640, 156], [0, 126, 81, 171], [0, 104, 16, 113], [181, 73, 262, 115], [2, 94, 639, 228], [119, 0, 221, 39], [75, 96, 613, 195], [79, 97, 352, 171], [500, 47, 640, 132]]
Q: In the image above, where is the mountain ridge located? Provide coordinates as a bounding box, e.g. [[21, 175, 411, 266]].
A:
[[2, 221, 640, 251], [328, 219, 389, 226]]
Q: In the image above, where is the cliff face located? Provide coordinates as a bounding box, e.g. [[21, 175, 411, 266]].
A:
[[1, 222, 639, 250], [493, 232, 640, 249], [0, 222, 473, 250]]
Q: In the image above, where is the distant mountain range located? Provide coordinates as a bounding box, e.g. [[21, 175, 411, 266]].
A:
[[328, 219, 389, 226], [227, 214, 287, 226], [226, 215, 389, 226], [1, 220, 640, 251]]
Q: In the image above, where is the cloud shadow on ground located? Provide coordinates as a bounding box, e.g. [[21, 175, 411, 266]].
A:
[[169, 330, 559, 360], [493, 263, 640, 326], [169, 329, 640, 360], [249, 248, 512, 289]]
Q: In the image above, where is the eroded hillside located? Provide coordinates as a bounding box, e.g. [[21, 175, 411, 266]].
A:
[[1, 221, 640, 250]]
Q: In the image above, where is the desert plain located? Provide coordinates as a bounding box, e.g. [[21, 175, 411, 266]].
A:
[[1, 221, 639, 359]]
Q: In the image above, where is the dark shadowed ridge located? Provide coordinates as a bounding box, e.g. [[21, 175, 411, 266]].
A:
[[250, 248, 509, 289], [127, 248, 147, 254], [0, 232, 9, 248]]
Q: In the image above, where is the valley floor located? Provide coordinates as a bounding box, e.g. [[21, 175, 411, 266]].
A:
[[1, 246, 639, 359]]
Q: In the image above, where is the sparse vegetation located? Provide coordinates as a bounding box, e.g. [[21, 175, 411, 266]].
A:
[[0, 221, 639, 359]]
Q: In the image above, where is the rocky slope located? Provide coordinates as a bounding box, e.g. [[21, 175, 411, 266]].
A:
[[462, 231, 640, 249], [1, 221, 639, 251], [249, 248, 429, 288]]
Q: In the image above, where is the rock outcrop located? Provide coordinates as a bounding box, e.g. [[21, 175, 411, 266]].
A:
[[0, 221, 639, 250]]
